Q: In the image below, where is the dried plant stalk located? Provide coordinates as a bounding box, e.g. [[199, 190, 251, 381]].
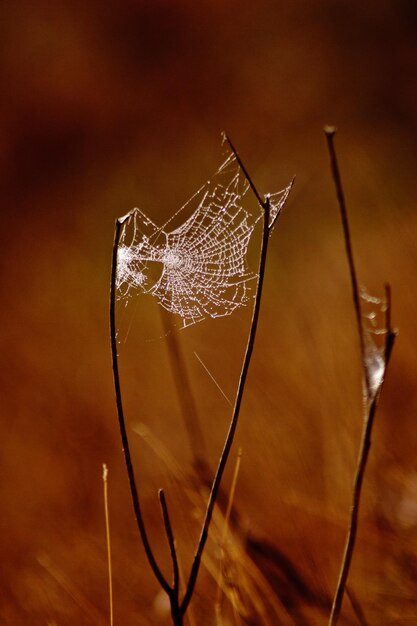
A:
[[110, 136, 290, 625], [324, 127, 397, 626], [180, 135, 274, 617]]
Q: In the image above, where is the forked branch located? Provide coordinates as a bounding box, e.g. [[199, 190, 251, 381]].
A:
[[110, 139, 291, 624]]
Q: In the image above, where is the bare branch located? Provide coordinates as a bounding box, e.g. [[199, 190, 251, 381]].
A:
[[159, 489, 180, 600], [324, 127, 397, 626], [181, 139, 273, 616], [324, 126, 371, 398], [223, 133, 267, 210], [110, 218, 171, 595]]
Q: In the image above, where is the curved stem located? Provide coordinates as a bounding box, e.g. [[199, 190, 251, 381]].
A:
[[324, 127, 371, 397], [110, 217, 171, 595]]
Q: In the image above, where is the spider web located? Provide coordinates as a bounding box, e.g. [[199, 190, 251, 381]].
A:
[[360, 287, 388, 398], [116, 143, 292, 328]]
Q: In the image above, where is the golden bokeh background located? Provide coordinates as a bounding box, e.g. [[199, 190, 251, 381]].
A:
[[2, 1, 417, 624]]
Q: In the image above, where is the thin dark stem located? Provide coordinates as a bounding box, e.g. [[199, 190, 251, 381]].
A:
[[225, 133, 265, 208], [110, 216, 171, 595], [159, 489, 180, 601], [328, 326, 396, 626], [324, 127, 371, 397], [328, 397, 376, 625], [181, 141, 271, 616], [325, 128, 397, 625]]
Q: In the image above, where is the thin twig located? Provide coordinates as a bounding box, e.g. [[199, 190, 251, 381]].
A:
[[324, 127, 371, 398], [110, 216, 171, 595], [177, 550, 197, 626], [324, 128, 397, 626], [223, 133, 265, 208], [159, 489, 180, 601], [329, 356, 395, 626], [181, 138, 272, 615], [102, 464, 113, 626]]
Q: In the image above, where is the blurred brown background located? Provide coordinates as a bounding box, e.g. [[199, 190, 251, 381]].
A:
[[1, 1, 417, 624]]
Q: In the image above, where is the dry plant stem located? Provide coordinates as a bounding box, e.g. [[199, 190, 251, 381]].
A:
[[329, 396, 377, 625], [102, 464, 113, 626], [225, 134, 265, 207], [324, 127, 397, 626], [324, 127, 371, 396], [159, 489, 180, 601], [110, 218, 171, 596], [329, 324, 396, 626], [177, 551, 197, 626], [181, 138, 271, 616]]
